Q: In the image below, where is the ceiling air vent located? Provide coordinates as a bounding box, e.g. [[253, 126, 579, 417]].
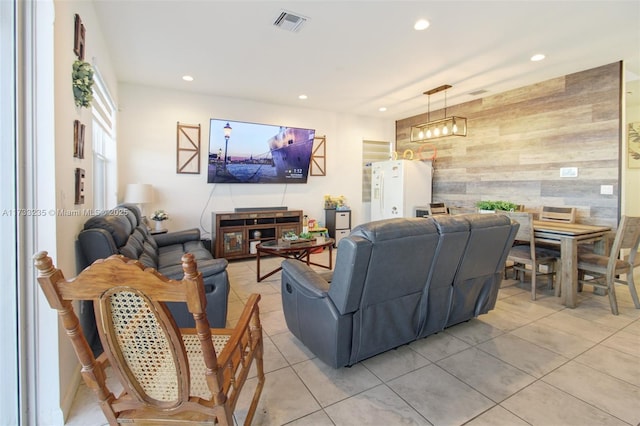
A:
[[469, 89, 489, 96], [273, 10, 308, 32]]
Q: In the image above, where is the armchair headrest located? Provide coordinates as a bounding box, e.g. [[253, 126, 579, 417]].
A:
[[351, 217, 437, 242], [83, 208, 134, 248]]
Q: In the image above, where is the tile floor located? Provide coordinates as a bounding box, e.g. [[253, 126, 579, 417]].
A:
[[66, 250, 640, 426]]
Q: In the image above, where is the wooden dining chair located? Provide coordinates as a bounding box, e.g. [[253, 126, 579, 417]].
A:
[[33, 251, 264, 425], [539, 206, 576, 223], [504, 212, 560, 300], [428, 202, 449, 215], [577, 215, 640, 315]]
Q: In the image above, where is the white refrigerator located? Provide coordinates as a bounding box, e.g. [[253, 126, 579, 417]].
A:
[[371, 160, 432, 221]]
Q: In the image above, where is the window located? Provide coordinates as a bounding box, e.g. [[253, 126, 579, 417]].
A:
[[362, 140, 392, 202], [91, 67, 116, 211]]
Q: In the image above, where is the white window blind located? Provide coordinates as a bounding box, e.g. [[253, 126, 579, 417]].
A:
[[91, 67, 117, 210]]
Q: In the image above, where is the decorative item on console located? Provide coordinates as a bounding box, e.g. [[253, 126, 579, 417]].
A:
[[323, 194, 349, 210]]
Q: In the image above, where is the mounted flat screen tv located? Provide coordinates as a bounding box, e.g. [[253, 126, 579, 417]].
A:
[[207, 119, 316, 184]]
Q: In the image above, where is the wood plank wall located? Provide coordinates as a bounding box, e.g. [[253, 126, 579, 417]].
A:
[[396, 62, 622, 228]]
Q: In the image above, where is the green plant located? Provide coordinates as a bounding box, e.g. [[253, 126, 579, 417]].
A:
[[72, 60, 95, 108], [299, 232, 313, 240], [476, 200, 518, 211]]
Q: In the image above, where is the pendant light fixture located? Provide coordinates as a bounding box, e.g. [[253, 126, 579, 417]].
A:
[[410, 84, 467, 142]]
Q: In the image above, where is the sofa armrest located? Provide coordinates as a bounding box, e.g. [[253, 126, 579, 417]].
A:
[[281, 259, 331, 298], [281, 259, 352, 368], [78, 228, 119, 269], [153, 228, 201, 247], [159, 257, 228, 281]]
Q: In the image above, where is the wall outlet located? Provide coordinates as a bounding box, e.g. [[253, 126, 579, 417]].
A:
[[600, 185, 614, 195]]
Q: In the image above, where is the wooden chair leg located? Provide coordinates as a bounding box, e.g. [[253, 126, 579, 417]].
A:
[[531, 266, 537, 301], [626, 273, 640, 309], [607, 276, 619, 315]]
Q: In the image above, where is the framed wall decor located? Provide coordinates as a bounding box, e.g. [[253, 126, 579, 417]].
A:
[[628, 122, 640, 169], [73, 120, 85, 159], [74, 168, 85, 204], [310, 135, 326, 176], [176, 122, 201, 174], [73, 14, 86, 60]]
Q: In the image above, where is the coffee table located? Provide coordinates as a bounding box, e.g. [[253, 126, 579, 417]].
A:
[[256, 238, 335, 282]]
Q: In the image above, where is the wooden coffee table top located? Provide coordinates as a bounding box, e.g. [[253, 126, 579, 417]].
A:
[[257, 238, 335, 252]]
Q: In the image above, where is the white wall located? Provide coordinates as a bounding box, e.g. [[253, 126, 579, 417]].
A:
[[117, 84, 394, 234]]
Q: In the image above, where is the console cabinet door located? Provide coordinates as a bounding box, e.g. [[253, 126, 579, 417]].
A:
[[218, 227, 246, 258], [278, 223, 300, 239]]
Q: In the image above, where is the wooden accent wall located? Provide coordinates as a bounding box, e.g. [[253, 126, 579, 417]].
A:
[[396, 62, 622, 228]]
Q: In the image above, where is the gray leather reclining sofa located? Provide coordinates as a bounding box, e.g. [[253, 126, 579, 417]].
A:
[[281, 213, 518, 368], [78, 204, 230, 351]]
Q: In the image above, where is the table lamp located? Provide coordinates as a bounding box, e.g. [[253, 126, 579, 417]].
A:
[[124, 183, 154, 225]]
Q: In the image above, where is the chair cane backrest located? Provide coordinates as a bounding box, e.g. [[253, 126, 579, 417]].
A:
[[33, 252, 263, 425], [101, 288, 189, 406], [540, 206, 576, 223]]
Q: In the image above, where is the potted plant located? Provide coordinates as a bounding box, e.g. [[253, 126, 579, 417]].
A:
[[150, 209, 169, 231], [476, 200, 518, 213]]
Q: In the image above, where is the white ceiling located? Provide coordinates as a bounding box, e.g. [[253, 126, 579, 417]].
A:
[[92, 0, 640, 120]]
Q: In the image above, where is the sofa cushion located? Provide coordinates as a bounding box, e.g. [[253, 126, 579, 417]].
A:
[[120, 233, 144, 260], [143, 241, 159, 264], [137, 226, 158, 250], [139, 252, 158, 269]]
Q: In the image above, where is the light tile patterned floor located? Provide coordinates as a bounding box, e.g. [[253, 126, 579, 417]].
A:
[[66, 250, 640, 426]]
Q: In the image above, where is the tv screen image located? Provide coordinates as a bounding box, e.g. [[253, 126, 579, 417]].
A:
[[208, 119, 316, 184]]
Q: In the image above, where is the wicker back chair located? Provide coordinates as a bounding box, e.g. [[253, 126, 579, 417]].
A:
[[33, 251, 264, 425]]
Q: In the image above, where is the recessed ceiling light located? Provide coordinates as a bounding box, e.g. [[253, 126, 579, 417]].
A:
[[298, 94, 308, 100], [414, 19, 430, 31], [378, 107, 387, 112], [182, 75, 194, 82], [530, 54, 545, 62]]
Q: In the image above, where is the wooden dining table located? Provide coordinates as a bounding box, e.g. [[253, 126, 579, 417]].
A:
[[533, 220, 611, 308]]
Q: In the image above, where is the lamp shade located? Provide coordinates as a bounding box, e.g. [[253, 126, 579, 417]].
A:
[[124, 183, 154, 204]]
